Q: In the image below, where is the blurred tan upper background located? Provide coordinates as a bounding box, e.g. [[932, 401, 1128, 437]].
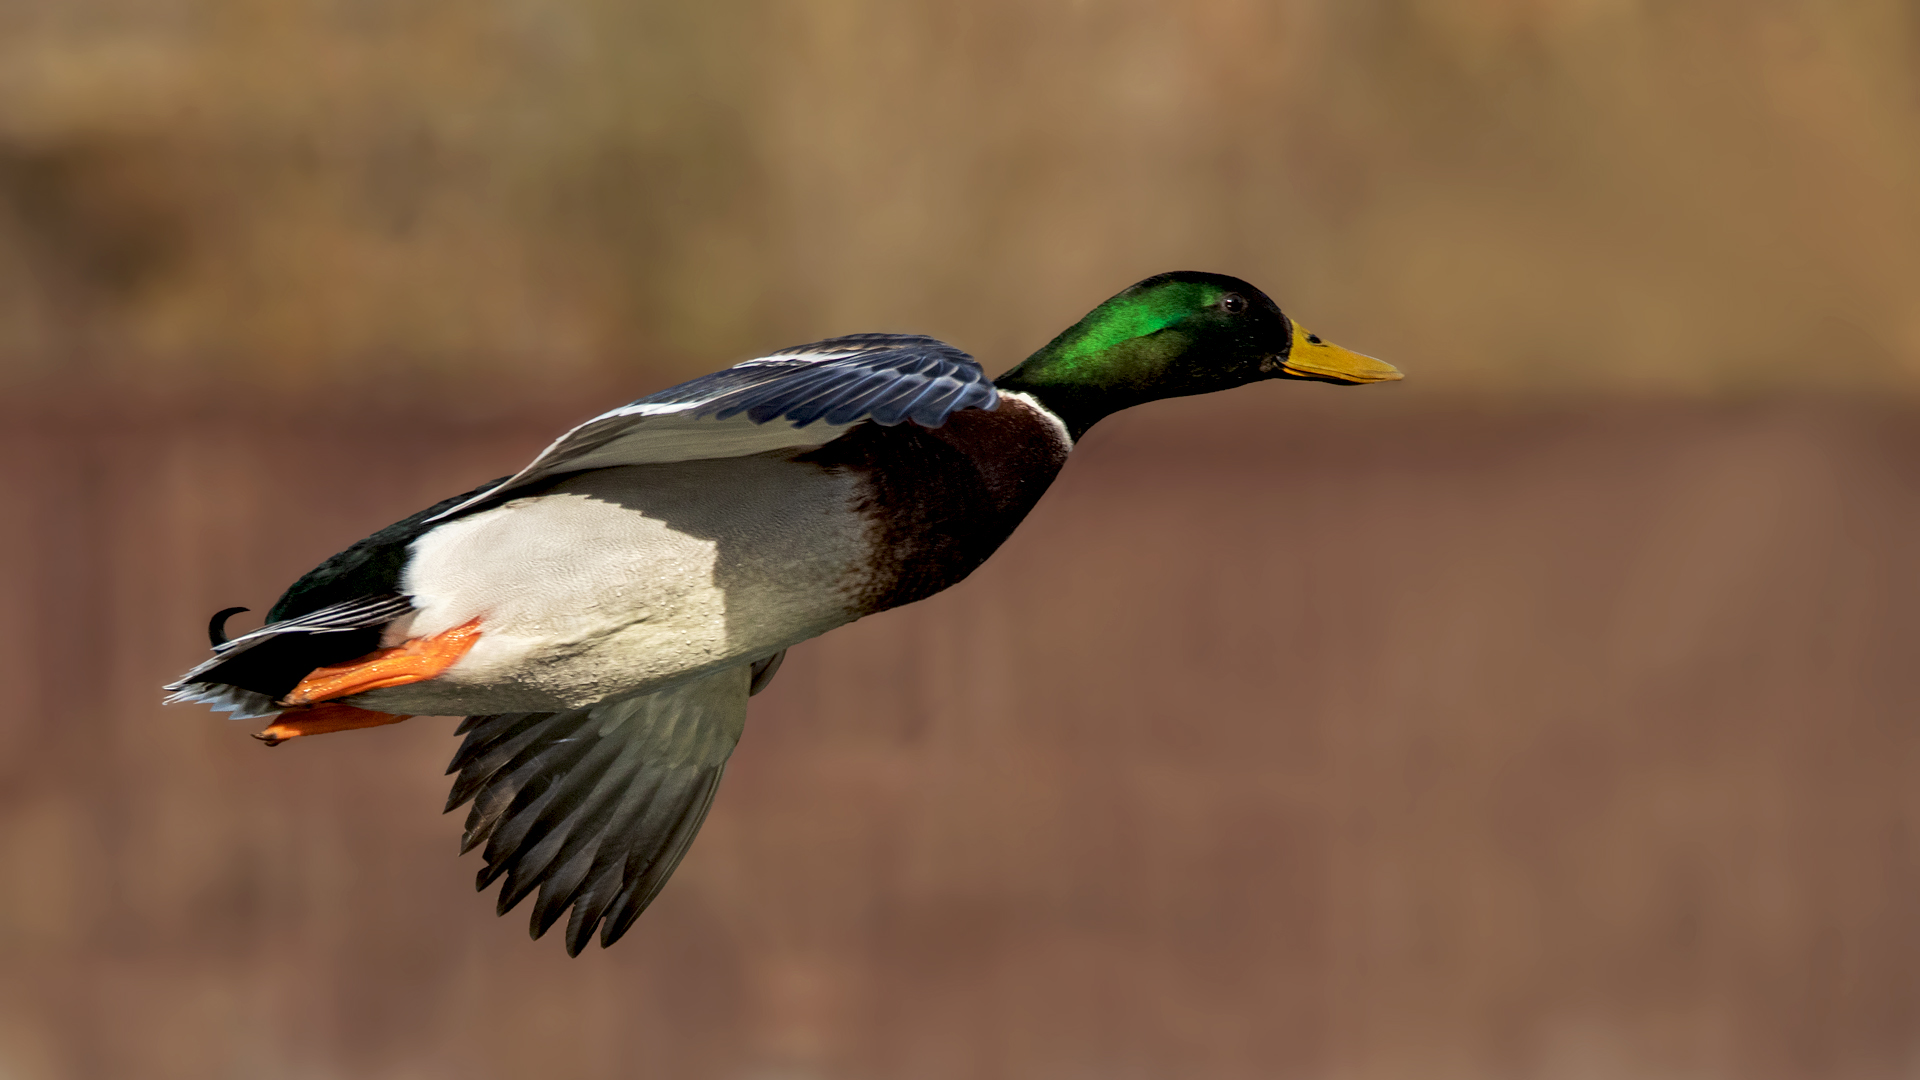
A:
[[5, 0, 1919, 394], [7, 3, 1920, 1080]]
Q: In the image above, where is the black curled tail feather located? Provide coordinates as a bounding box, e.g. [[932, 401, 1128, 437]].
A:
[[207, 607, 250, 647]]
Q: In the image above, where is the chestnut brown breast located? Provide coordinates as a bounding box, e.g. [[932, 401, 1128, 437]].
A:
[[800, 393, 1073, 616]]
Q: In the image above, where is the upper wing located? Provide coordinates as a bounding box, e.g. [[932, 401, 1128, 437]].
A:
[[444, 663, 752, 955], [429, 333, 995, 521]]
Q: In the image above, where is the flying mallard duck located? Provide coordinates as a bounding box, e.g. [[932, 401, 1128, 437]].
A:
[[165, 271, 1400, 954]]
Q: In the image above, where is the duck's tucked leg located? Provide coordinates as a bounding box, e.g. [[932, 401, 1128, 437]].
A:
[[279, 618, 483, 707], [253, 702, 413, 746]]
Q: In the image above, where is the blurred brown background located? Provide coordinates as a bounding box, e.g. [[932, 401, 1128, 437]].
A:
[[4, 1, 1920, 1077]]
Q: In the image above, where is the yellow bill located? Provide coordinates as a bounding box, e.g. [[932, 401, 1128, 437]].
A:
[[1280, 322, 1402, 383]]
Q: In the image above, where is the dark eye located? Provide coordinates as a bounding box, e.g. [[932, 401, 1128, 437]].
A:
[[1220, 294, 1247, 315]]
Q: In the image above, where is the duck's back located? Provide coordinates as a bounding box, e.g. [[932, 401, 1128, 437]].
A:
[[353, 392, 1070, 716]]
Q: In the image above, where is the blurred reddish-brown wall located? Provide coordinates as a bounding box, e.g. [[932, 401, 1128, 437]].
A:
[[4, 1, 1920, 1078], [6, 393, 1920, 1079]]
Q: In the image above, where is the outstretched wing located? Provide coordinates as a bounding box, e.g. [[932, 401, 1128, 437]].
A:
[[444, 663, 752, 955], [429, 333, 995, 521]]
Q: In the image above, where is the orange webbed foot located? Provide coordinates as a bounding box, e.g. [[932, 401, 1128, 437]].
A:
[[253, 702, 413, 746], [278, 617, 483, 708]]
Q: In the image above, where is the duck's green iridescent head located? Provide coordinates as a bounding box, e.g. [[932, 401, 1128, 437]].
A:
[[995, 271, 1400, 438]]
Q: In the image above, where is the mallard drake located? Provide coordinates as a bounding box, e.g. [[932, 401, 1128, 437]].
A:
[[165, 270, 1399, 954]]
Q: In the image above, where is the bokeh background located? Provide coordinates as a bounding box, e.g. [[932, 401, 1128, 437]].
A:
[[4, 1, 1920, 1077]]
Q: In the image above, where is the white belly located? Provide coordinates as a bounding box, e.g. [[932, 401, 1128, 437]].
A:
[[353, 451, 870, 714]]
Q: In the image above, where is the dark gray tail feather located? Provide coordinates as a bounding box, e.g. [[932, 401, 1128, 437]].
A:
[[164, 593, 413, 712]]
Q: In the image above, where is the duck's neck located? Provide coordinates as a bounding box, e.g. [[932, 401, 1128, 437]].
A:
[[994, 331, 1194, 440]]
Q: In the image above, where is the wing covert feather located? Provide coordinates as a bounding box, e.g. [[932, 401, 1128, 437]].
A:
[[429, 334, 995, 520]]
